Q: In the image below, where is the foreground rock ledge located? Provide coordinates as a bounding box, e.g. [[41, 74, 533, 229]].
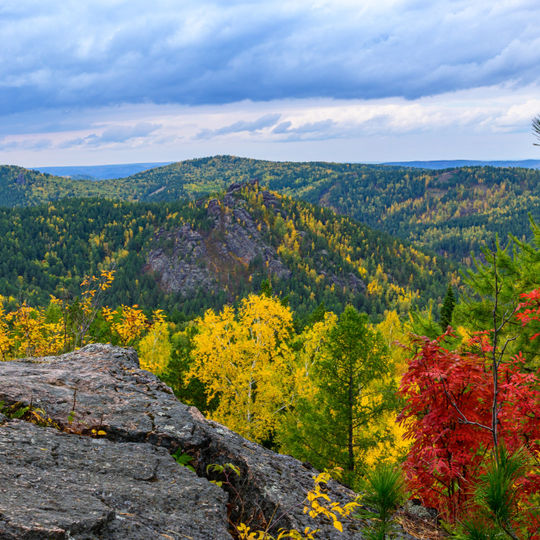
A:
[[0, 344, 368, 539], [0, 421, 228, 539]]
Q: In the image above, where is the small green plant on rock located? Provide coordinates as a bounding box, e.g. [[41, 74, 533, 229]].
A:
[[356, 463, 406, 539], [172, 449, 196, 473], [0, 400, 59, 428], [206, 462, 241, 487]]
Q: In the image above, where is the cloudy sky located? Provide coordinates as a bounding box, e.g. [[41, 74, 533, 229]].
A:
[[1, 0, 539, 166]]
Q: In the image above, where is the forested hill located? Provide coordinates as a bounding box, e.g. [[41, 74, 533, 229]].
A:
[[0, 182, 452, 322], [108, 156, 540, 263], [2, 156, 539, 263], [0, 165, 113, 206]]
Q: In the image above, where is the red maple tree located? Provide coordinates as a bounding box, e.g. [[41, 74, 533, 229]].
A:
[[398, 322, 540, 524]]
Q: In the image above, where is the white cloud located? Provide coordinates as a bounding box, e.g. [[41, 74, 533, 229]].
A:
[[1, 83, 539, 165], [60, 122, 162, 148]]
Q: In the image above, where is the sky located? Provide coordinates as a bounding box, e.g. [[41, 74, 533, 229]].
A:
[[1, 0, 539, 166]]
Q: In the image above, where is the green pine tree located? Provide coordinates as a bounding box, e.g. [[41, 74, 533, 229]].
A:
[[440, 284, 456, 330], [280, 306, 397, 487]]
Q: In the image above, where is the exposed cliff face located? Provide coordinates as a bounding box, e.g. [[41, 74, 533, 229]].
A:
[[0, 344, 368, 539], [146, 182, 290, 298], [147, 224, 218, 294]]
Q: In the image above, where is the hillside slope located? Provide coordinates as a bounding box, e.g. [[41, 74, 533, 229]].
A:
[[112, 156, 539, 263], [0, 165, 109, 206], [0, 182, 452, 320], [2, 156, 538, 263]]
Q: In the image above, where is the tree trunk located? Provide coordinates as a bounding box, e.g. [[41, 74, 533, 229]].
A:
[[347, 369, 354, 476]]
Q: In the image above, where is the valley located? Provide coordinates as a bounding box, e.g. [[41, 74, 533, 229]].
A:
[[0, 156, 538, 538]]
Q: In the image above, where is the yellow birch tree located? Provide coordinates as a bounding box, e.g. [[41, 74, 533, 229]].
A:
[[188, 294, 295, 443], [102, 304, 149, 346], [138, 310, 172, 375]]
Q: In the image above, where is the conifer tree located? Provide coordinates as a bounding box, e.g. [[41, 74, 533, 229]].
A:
[[440, 284, 456, 330], [454, 222, 540, 368], [280, 305, 396, 487]]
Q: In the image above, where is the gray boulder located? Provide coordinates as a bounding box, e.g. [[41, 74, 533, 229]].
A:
[[0, 344, 363, 539], [0, 421, 229, 539]]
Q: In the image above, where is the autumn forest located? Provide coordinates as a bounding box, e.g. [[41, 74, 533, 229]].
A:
[[0, 157, 539, 538]]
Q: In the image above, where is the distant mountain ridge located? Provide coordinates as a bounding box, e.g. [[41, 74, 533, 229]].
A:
[[36, 162, 173, 180], [1, 155, 539, 264], [33, 159, 540, 179], [383, 159, 540, 169]]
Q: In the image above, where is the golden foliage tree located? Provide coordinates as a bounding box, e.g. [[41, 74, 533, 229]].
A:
[[188, 293, 295, 442], [6, 301, 63, 358], [0, 297, 12, 360], [102, 304, 149, 346], [0, 271, 167, 363], [71, 269, 115, 348], [138, 310, 172, 375]]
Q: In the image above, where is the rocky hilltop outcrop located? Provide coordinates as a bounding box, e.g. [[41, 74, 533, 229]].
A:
[[144, 180, 368, 307], [0, 344, 372, 539], [146, 181, 290, 298]]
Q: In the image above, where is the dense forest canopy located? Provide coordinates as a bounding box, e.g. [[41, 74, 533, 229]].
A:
[[0, 183, 453, 323], [1, 156, 539, 265]]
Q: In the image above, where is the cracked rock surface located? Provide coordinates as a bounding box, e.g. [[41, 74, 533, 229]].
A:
[[0, 344, 366, 538], [0, 421, 229, 539]]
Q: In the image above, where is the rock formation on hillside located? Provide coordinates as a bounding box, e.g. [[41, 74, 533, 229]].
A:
[[0, 344, 376, 539], [146, 182, 290, 298]]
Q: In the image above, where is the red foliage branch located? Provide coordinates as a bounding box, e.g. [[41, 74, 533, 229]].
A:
[[398, 331, 540, 523], [516, 288, 540, 341]]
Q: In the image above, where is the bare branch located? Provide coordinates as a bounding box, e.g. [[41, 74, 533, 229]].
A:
[[533, 115, 540, 146], [440, 378, 493, 433], [490, 248, 501, 450], [495, 304, 519, 335], [496, 336, 517, 369]]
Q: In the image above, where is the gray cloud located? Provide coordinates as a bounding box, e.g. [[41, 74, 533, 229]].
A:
[[197, 113, 281, 138], [272, 121, 292, 134], [0, 137, 53, 151], [0, 0, 539, 116], [272, 119, 336, 140], [60, 122, 161, 148]]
